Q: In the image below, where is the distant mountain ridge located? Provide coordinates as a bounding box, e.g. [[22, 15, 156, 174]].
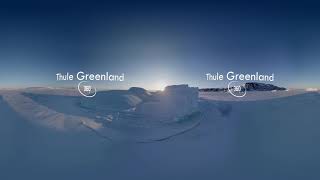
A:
[[245, 82, 286, 91], [200, 82, 286, 92]]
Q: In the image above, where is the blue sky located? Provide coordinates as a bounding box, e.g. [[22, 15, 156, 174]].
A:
[[0, 0, 319, 89]]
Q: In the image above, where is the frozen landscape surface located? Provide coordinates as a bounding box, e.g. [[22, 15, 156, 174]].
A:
[[0, 86, 320, 180], [1, 91, 101, 131]]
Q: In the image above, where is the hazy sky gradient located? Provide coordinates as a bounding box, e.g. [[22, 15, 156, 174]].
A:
[[0, 0, 319, 89]]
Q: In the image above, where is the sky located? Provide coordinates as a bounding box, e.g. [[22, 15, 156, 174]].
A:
[[0, 0, 319, 89]]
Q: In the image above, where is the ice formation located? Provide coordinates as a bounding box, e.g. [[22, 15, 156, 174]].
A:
[[1, 92, 101, 131], [135, 84, 199, 119]]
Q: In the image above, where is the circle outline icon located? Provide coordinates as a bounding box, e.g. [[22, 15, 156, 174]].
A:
[[227, 81, 246, 98], [78, 81, 97, 98]]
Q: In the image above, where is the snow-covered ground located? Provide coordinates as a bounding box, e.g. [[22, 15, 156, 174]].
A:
[[0, 86, 319, 180]]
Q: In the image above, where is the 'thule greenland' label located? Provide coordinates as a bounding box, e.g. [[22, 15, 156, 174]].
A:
[[205, 71, 276, 98], [56, 71, 125, 97]]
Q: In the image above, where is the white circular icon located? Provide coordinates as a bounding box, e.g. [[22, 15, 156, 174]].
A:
[[227, 81, 246, 98], [78, 81, 97, 98]]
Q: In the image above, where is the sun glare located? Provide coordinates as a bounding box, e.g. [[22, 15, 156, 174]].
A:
[[154, 81, 167, 91]]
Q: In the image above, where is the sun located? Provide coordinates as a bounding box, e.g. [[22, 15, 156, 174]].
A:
[[153, 81, 167, 91]]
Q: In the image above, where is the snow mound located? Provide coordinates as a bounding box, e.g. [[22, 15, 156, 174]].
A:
[[136, 84, 199, 119], [1, 92, 101, 131], [128, 87, 150, 95]]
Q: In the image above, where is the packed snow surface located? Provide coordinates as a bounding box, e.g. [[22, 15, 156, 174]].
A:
[[0, 86, 319, 180]]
